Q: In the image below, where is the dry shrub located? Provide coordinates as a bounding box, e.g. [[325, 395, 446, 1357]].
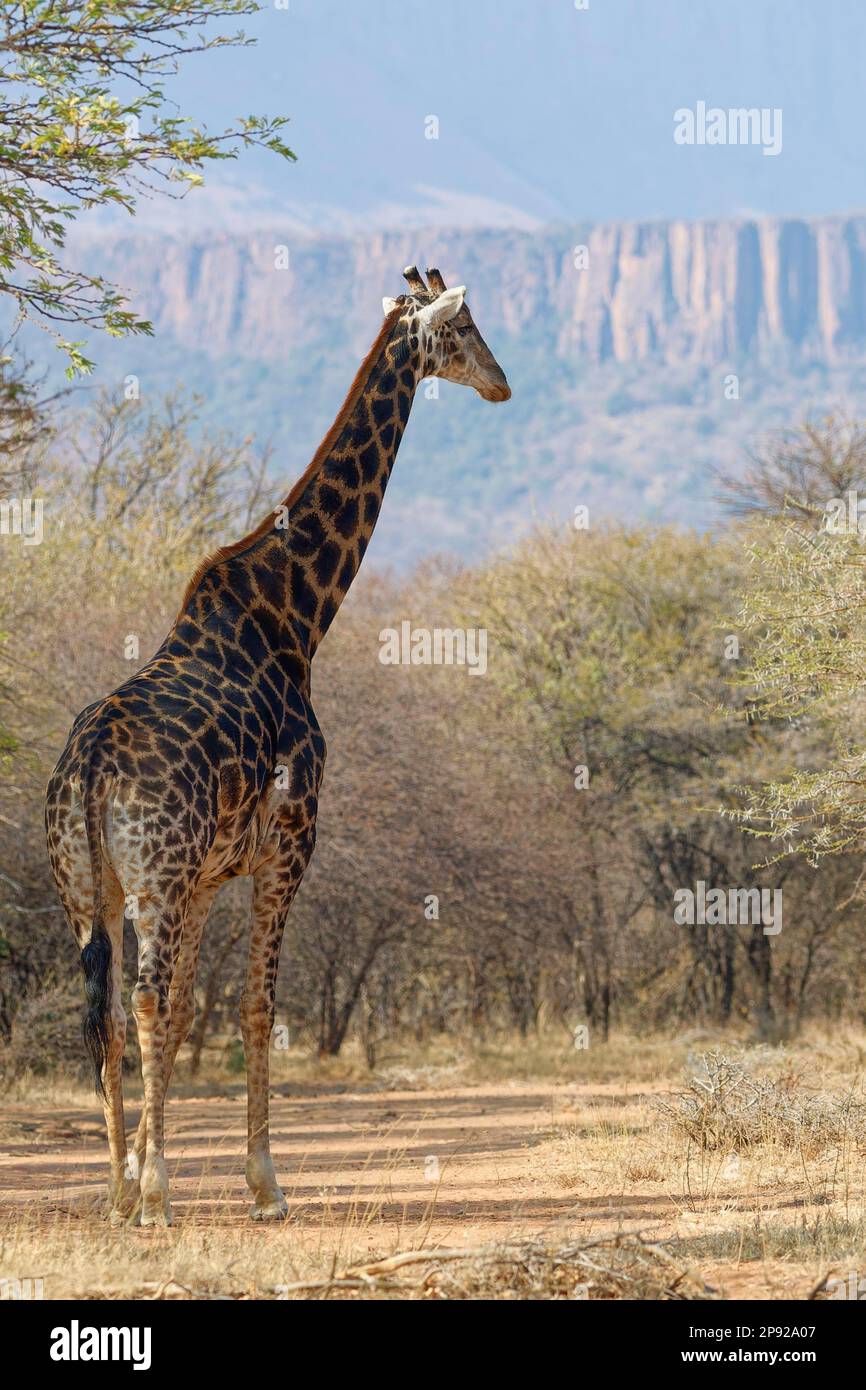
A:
[[656, 1051, 864, 1156], [276, 1235, 719, 1302], [0, 985, 87, 1090]]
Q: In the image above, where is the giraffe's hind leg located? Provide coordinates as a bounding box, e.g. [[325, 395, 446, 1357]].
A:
[[129, 885, 218, 1178], [101, 888, 142, 1224], [97, 876, 141, 1222], [51, 832, 137, 1221], [129, 894, 191, 1228]]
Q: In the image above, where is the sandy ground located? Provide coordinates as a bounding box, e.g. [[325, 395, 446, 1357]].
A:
[[0, 1072, 846, 1299]]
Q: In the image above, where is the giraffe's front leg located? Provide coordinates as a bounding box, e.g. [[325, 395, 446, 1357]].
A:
[[243, 845, 308, 1220]]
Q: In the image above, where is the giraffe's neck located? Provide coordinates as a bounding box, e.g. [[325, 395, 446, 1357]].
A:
[[177, 309, 421, 679], [280, 312, 419, 654]]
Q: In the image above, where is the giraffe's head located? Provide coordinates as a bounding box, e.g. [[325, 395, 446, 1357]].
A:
[[383, 265, 511, 403]]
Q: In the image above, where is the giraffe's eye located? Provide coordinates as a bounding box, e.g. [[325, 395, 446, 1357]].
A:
[[455, 324, 472, 337]]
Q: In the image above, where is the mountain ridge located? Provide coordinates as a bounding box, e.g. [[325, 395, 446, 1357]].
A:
[[22, 213, 866, 567], [70, 211, 866, 367]]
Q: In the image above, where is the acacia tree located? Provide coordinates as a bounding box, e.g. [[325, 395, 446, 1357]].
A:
[[467, 525, 817, 1036], [0, 351, 61, 485], [735, 516, 866, 859], [0, 1, 294, 373], [722, 417, 866, 861]]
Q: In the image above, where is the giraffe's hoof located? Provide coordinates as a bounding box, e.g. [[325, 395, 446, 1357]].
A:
[[108, 1204, 141, 1228], [140, 1205, 173, 1228], [246, 1155, 287, 1220], [106, 1175, 141, 1225], [139, 1157, 172, 1226], [249, 1195, 288, 1222]]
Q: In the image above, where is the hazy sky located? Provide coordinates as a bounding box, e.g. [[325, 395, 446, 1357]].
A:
[[158, 0, 866, 231]]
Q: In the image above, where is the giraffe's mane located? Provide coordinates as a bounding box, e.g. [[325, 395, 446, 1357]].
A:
[[175, 305, 405, 619]]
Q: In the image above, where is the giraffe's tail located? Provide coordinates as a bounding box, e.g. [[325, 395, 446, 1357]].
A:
[[80, 743, 112, 1097]]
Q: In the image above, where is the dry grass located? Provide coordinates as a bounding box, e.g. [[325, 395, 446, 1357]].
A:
[[2, 1030, 866, 1301], [676, 1213, 866, 1265], [0, 1209, 717, 1301], [528, 1032, 866, 1298]]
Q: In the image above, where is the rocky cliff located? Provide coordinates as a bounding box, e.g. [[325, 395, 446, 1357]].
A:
[[73, 214, 866, 367], [36, 214, 866, 567]]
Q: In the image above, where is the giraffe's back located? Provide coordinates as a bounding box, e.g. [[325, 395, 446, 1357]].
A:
[[46, 644, 326, 920]]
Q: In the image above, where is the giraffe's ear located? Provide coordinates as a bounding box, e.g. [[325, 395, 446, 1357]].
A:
[[419, 286, 466, 329], [382, 296, 400, 314]]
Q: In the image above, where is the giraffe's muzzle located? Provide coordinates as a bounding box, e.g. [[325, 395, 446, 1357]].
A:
[[479, 376, 512, 403]]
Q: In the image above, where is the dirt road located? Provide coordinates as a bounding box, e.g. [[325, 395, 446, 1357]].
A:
[[0, 1077, 827, 1298]]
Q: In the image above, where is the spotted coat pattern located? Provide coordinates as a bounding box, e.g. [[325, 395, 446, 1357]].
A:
[[44, 266, 511, 1224]]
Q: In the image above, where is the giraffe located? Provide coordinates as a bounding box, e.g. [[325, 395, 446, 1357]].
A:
[[44, 266, 510, 1226]]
